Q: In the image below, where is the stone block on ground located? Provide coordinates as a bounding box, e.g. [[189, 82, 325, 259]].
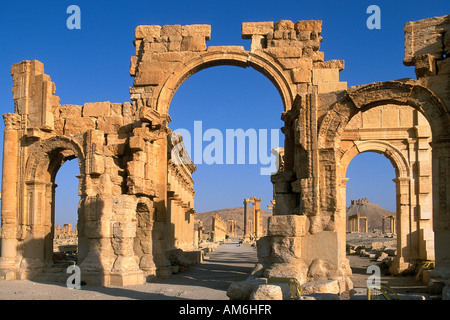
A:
[[250, 283, 287, 300], [226, 277, 267, 300], [301, 280, 340, 295]]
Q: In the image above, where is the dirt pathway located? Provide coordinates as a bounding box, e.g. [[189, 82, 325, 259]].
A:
[[0, 241, 257, 300]]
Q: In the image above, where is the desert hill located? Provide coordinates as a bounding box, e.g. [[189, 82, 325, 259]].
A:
[[346, 198, 395, 231], [196, 207, 273, 236], [196, 198, 394, 236]]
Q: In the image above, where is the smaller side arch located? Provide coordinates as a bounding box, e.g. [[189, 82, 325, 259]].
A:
[[340, 140, 410, 180], [25, 136, 85, 182], [318, 80, 450, 149]]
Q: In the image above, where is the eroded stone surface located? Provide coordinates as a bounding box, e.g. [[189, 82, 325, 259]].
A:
[[1, 15, 449, 293]]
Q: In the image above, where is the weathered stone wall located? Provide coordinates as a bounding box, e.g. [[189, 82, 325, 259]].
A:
[[0, 58, 197, 285]]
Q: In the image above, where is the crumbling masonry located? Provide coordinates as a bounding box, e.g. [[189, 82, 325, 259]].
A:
[[0, 15, 449, 292]]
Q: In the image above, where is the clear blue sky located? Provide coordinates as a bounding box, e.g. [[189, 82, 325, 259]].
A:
[[0, 0, 446, 226]]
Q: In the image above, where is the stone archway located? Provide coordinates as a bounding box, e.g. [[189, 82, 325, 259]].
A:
[[1, 134, 86, 279], [1, 16, 448, 293], [317, 80, 450, 281], [339, 139, 432, 275], [155, 48, 294, 115]]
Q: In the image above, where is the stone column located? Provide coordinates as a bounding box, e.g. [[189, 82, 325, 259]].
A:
[[391, 177, 411, 274], [390, 216, 396, 234], [0, 114, 21, 276], [243, 198, 249, 240], [430, 140, 450, 284], [360, 217, 368, 233], [254, 198, 262, 238]]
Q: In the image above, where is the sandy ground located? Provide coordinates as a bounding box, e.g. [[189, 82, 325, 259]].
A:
[[0, 237, 430, 301], [0, 241, 258, 300]]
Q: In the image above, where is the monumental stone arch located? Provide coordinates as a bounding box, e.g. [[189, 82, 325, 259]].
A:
[[1, 15, 450, 295], [317, 80, 450, 281], [23, 136, 85, 265]]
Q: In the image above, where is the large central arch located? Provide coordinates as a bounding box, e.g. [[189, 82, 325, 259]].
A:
[[155, 48, 294, 115]]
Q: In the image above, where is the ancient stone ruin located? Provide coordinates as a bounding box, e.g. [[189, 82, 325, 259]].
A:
[[0, 14, 449, 297]]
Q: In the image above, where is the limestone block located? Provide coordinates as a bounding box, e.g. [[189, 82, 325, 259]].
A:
[[266, 47, 302, 59], [226, 277, 268, 300], [403, 15, 449, 65], [419, 176, 432, 193], [161, 25, 182, 37], [294, 20, 322, 34], [127, 160, 145, 177], [182, 24, 211, 41], [86, 128, 105, 154], [113, 222, 137, 238], [317, 82, 347, 94], [291, 67, 311, 83], [129, 136, 145, 151], [277, 57, 312, 70], [414, 54, 437, 77], [297, 30, 311, 41], [307, 258, 337, 281], [207, 46, 246, 53], [256, 236, 271, 261], [111, 238, 135, 256], [135, 25, 161, 39], [183, 251, 203, 264], [269, 215, 307, 237], [64, 117, 96, 135], [181, 36, 207, 52], [86, 154, 105, 176], [313, 60, 345, 71], [312, 68, 339, 84], [167, 40, 181, 52], [134, 61, 170, 86], [242, 22, 274, 39], [264, 263, 308, 285], [53, 118, 64, 135], [307, 50, 324, 62], [302, 280, 340, 294], [146, 41, 167, 53], [122, 102, 133, 118], [83, 102, 111, 117], [301, 231, 339, 268], [110, 103, 123, 116], [97, 116, 124, 134], [271, 236, 303, 263], [60, 104, 82, 118], [274, 20, 294, 31], [250, 284, 285, 300]]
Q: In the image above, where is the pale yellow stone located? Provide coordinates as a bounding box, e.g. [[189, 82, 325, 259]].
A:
[[83, 102, 111, 117]]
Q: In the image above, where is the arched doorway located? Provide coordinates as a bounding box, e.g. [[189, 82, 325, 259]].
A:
[[318, 81, 449, 278], [52, 158, 80, 266], [168, 65, 284, 226], [19, 136, 87, 278]]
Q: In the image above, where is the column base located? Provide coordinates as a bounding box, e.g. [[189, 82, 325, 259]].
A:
[[107, 271, 146, 286], [388, 256, 411, 275], [156, 266, 172, 278]]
